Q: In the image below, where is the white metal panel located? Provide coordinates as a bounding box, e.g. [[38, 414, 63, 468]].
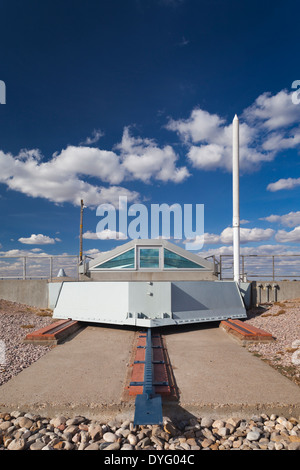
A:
[[53, 282, 130, 324], [128, 282, 172, 319], [53, 280, 247, 328]]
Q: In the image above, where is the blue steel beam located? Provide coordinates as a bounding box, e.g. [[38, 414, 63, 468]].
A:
[[133, 329, 163, 426]]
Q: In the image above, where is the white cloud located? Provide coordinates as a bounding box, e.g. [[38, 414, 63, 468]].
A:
[[117, 127, 190, 183], [199, 243, 300, 259], [1, 88, 300, 211], [83, 248, 103, 257], [267, 177, 300, 192], [199, 227, 275, 245], [166, 108, 225, 144], [242, 89, 300, 130], [80, 129, 104, 145], [166, 105, 274, 172], [166, 89, 300, 174], [275, 226, 300, 243], [0, 147, 139, 208], [260, 211, 300, 227], [18, 234, 61, 245], [0, 248, 50, 257], [83, 229, 127, 240], [0, 126, 190, 208]]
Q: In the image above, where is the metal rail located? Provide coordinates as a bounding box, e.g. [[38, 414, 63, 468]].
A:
[[132, 329, 163, 426], [216, 254, 300, 281]]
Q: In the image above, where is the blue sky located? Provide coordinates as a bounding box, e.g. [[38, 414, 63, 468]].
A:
[[1, 0, 300, 261]]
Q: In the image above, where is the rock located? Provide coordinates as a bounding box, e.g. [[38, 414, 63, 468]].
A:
[[103, 432, 117, 442], [288, 442, 300, 450], [127, 433, 138, 446], [7, 438, 26, 450], [84, 443, 100, 450], [16, 417, 33, 429], [10, 411, 22, 419], [121, 443, 133, 450], [212, 420, 224, 429], [217, 427, 230, 437], [50, 416, 67, 428], [88, 423, 102, 440], [151, 435, 164, 447], [275, 442, 284, 450], [63, 442, 75, 450], [232, 438, 243, 448], [104, 441, 121, 450], [201, 438, 213, 448], [64, 425, 78, 436], [0, 421, 12, 431], [246, 430, 261, 441], [201, 428, 215, 441], [227, 417, 241, 428], [30, 439, 46, 450], [200, 417, 214, 428], [66, 416, 85, 426], [137, 436, 151, 448], [42, 444, 54, 450]]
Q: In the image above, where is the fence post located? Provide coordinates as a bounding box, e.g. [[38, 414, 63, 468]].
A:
[[49, 257, 53, 281], [23, 257, 26, 280]]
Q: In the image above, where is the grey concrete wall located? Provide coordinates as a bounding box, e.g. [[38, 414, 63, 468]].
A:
[[251, 280, 300, 305], [0, 280, 48, 308]]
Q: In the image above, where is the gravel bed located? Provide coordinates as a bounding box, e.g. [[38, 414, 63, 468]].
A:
[[246, 299, 300, 386], [0, 299, 53, 386], [0, 412, 299, 450]]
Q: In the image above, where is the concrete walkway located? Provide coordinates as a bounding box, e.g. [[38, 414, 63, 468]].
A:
[[0, 323, 299, 421]]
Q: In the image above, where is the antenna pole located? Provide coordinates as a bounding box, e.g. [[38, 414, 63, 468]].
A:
[[232, 115, 240, 284], [79, 199, 84, 263]]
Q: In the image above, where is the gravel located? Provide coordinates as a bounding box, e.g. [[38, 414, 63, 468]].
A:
[[245, 298, 300, 386], [0, 299, 53, 386], [0, 412, 299, 450]]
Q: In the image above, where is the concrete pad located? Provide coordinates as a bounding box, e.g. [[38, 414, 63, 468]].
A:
[[0, 325, 136, 421], [0, 323, 299, 421], [163, 324, 300, 419]]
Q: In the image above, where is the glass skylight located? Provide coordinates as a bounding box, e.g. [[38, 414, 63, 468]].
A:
[[139, 248, 160, 269], [164, 249, 204, 269], [94, 248, 135, 269]]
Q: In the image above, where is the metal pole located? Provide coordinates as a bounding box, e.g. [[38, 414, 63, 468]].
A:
[[79, 199, 84, 263], [50, 256, 53, 281], [232, 114, 240, 284], [23, 257, 26, 280]]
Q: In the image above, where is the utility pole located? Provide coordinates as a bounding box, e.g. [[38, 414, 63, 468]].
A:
[[79, 199, 84, 263]]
